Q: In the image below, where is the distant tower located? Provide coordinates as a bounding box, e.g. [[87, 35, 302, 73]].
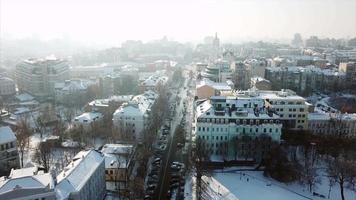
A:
[[213, 32, 220, 49]]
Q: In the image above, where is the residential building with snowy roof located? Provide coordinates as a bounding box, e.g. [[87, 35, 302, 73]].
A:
[[101, 143, 134, 192], [0, 166, 55, 200], [194, 89, 310, 160], [265, 65, 346, 95], [112, 91, 158, 140], [0, 126, 19, 174], [54, 79, 96, 104], [196, 79, 233, 99], [139, 74, 168, 92], [55, 150, 105, 200], [73, 112, 103, 132]]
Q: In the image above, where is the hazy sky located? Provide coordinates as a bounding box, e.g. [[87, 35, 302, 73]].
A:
[[1, 0, 356, 44]]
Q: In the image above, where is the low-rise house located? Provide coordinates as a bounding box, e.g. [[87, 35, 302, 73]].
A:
[[101, 143, 134, 193], [196, 79, 232, 99], [0, 166, 55, 200], [0, 126, 19, 175], [55, 150, 106, 200], [139, 75, 168, 92], [73, 112, 103, 132], [250, 76, 271, 90], [54, 79, 96, 105]]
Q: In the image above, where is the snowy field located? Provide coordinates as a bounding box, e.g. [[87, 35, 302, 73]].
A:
[[203, 170, 356, 200]]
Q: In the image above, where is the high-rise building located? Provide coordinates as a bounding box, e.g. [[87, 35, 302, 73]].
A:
[[231, 62, 251, 90], [15, 56, 69, 99], [339, 62, 356, 88]]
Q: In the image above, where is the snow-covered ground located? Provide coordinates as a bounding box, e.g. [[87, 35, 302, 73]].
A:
[[205, 170, 356, 200]]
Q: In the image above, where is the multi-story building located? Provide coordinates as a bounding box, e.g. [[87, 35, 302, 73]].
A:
[[245, 59, 267, 78], [15, 56, 69, 99], [308, 112, 356, 138], [339, 62, 356, 88], [231, 61, 251, 90], [194, 93, 282, 160], [0, 167, 55, 200], [0, 126, 19, 174], [0, 76, 16, 97], [265, 65, 345, 95], [101, 143, 134, 193], [201, 59, 232, 83], [55, 150, 106, 200], [255, 89, 309, 130], [112, 90, 157, 140]]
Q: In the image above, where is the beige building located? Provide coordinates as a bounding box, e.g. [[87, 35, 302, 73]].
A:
[[339, 62, 356, 88], [196, 79, 232, 99]]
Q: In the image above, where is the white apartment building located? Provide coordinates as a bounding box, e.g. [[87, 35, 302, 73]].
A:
[[0, 126, 19, 174], [0, 166, 55, 200], [194, 95, 282, 159], [55, 150, 106, 200], [15, 56, 69, 98], [0, 76, 16, 97], [112, 90, 157, 140]]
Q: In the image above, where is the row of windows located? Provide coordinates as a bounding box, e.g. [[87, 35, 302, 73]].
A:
[[197, 118, 280, 125], [198, 127, 279, 134], [0, 142, 14, 151]]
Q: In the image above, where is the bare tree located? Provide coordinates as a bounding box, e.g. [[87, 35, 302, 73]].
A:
[[33, 141, 54, 172], [327, 156, 356, 200], [16, 118, 32, 167], [193, 137, 210, 199]]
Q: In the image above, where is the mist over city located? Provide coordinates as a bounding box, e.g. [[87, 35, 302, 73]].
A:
[[0, 0, 356, 200]]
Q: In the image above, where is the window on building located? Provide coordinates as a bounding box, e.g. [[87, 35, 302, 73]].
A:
[[300, 108, 305, 112], [264, 128, 266, 133], [198, 127, 201, 131], [207, 127, 209, 131]]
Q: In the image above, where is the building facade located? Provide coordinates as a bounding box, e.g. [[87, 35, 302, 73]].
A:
[[339, 62, 356, 88], [15, 56, 69, 99], [55, 150, 106, 200], [0, 76, 16, 97], [0, 126, 19, 175], [194, 94, 282, 160], [265, 65, 345, 95], [112, 91, 157, 140]]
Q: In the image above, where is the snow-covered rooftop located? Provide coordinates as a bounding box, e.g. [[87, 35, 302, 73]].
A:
[[0, 126, 16, 144], [73, 112, 103, 123], [0, 167, 54, 195], [15, 93, 34, 102], [196, 79, 232, 91], [55, 150, 104, 200]]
